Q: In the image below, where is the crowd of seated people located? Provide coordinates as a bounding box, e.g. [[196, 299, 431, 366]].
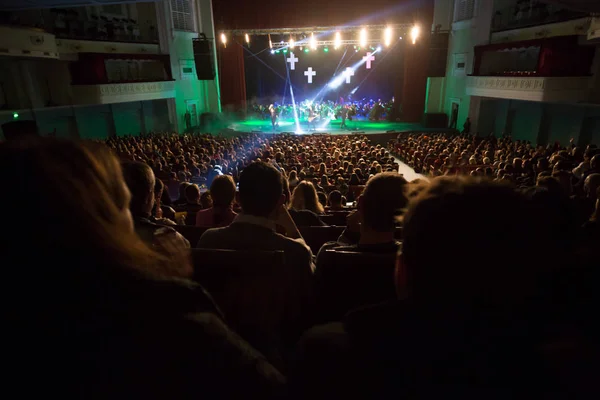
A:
[[3, 131, 598, 398]]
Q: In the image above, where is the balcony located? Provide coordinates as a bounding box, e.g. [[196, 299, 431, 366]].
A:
[[491, 1, 588, 33], [466, 76, 591, 102], [0, 25, 59, 59], [71, 81, 176, 105]]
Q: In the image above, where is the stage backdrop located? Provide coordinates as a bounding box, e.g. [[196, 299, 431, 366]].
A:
[[243, 36, 404, 104]]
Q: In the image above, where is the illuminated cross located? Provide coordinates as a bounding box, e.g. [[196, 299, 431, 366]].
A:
[[304, 67, 316, 83], [287, 52, 298, 70], [363, 52, 375, 69], [344, 67, 354, 84]]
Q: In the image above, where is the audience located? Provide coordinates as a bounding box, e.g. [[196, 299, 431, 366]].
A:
[[5, 127, 597, 398], [196, 174, 238, 228]]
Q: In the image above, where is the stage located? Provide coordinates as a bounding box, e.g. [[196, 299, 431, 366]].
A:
[[227, 117, 425, 135]]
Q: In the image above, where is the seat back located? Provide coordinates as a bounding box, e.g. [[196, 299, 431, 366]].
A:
[[172, 225, 207, 246], [321, 212, 350, 226], [317, 249, 398, 322], [299, 226, 345, 254], [190, 249, 288, 347]]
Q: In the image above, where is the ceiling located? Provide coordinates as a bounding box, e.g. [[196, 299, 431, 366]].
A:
[[0, 0, 147, 11]]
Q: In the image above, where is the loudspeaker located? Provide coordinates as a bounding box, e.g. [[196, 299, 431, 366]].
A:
[[2, 120, 39, 141], [193, 38, 215, 80]]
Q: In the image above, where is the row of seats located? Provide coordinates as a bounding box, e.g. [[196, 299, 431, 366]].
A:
[[174, 225, 403, 254]]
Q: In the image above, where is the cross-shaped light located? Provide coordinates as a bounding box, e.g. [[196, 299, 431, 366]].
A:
[[304, 67, 316, 83], [287, 52, 299, 70], [344, 67, 354, 84], [363, 52, 375, 69]]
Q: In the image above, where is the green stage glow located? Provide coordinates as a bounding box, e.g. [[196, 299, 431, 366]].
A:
[[283, 49, 288, 53], [13, 112, 18, 119], [304, 48, 309, 53], [324, 47, 329, 52]]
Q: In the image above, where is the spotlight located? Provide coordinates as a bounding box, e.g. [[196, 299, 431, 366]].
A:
[[13, 112, 19, 119], [304, 48, 309, 53], [324, 47, 329, 52], [271, 49, 275, 54], [300, 46, 303, 50], [410, 25, 420, 44], [359, 28, 367, 47], [283, 48, 288, 54], [334, 32, 341, 49], [289, 37, 295, 49], [245, 33, 250, 44], [310, 32, 317, 50], [384, 26, 392, 47], [377, 46, 382, 52], [269, 34, 273, 48], [399, 36, 403, 40], [220, 32, 227, 47]]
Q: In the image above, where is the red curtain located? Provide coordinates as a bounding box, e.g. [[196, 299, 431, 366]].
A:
[[218, 39, 247, 111]]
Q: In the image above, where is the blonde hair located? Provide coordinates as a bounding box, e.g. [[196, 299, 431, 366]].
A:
[[290, 181, 324, 214]]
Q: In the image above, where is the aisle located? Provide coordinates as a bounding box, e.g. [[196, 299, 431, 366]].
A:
[[396, 158, 426, 182]]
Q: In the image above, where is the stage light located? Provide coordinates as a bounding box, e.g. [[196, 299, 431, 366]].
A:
[[300, 46, 303, 50], [245, 33, 250, 45], [384, 26, 392, 47], [359, 28, 367, 47], [271, 49, 275, 54], [13, 112, 18, 119], [289, 37, 295, 49], [310, 32, 317, 50], [334, 32, 341, 49], [399, 36, 403, 40], [283, 48, 288, 53], [411, 25, 420, 44], [377, 46, 382, 52], [304, 48, 309, 53], [269, 34, 273, 48], [324, 47, 329, 52], [220, 33, 227, 47]]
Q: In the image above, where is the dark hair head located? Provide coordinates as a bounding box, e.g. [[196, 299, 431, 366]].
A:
[[122, 161, 155, 216], [210, 175, 236, 207], [238, 162, 283, 217], [328, 190, 343, 206], [361, 172, 408, 232], [185, 184, 201, 203], [401, 177, 550, 307]]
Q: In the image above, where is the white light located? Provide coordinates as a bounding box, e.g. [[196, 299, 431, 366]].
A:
[[334, 32, 341, 49], [289, 37, 295, 49], [359, 28, 367, 47], [245, 33, 250, 44], [384, 26, 392, 47], [410, 25, 420, 44], [220, 33, 227, 46], [399, 36, 403, 40], [269, 34, 273, 48], [271, 49, 275, 54], [310, 32, 317, 50], [377, 46, 382, 52]]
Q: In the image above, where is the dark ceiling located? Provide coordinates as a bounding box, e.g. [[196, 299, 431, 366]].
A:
[[541, 0, 600, 13]]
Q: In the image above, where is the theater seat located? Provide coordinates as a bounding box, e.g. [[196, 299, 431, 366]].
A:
[[316, 249, 398, 322], [299, 226, 345, 254], [172, 225, 207, 245], [190, 249, 291, 358]]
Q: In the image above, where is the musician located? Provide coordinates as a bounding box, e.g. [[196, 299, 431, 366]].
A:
[[307, 106, 317, 131], [269, 104, 278, 130], [340, 105, 349, 129]]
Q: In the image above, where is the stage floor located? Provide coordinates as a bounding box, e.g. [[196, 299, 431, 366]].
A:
[[227, 118, 425, 135]]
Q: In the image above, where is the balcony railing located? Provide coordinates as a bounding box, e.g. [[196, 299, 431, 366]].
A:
[[71, 81, 176, 105], [491, 2, 587, 33], [466, 75, 591, 103]]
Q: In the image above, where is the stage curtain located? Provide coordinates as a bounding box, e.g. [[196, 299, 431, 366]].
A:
[[218, 39, 247, 112]]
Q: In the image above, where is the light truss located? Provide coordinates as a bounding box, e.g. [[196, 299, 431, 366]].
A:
[[223, 23, 414, 36], [271, 39, 393, 49]]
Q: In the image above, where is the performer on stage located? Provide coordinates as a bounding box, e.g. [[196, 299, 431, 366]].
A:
[[340, 105, 349, 129], [269, 104, 278, 130], [307, 106, 317, 131]]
